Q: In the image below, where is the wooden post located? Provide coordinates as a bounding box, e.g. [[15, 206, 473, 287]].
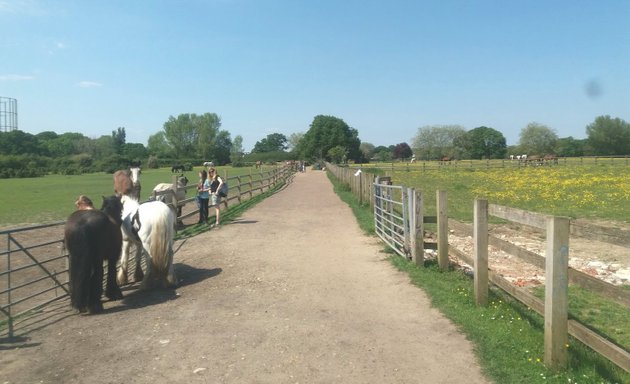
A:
[[237, 176, 242, 203], [474, 199, 489, 306], [437, 190, 449, 271], [171, 174, 179, 219], [411, 189, 424, 266], [544, 216, 570, 371]]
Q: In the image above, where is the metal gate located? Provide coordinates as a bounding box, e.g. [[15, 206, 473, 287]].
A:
[[373, 179, 409, 258]]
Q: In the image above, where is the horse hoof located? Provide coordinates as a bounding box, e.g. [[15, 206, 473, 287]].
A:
[[106, 290, 123, 301], [87, 303, 103, 314]]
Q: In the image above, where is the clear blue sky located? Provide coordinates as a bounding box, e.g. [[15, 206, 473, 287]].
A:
[[2, 0, 628, 151]]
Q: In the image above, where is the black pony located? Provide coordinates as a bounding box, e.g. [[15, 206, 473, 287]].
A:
[[171, 164, 184, 173], [64, 195, 124, 314]]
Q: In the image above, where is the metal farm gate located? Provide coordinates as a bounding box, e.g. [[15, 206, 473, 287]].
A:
[[373, 177, 409, 258]]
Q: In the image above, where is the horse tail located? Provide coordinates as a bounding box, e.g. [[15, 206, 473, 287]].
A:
[[147, 205, 175, 281], [66, 222, 101, 311]]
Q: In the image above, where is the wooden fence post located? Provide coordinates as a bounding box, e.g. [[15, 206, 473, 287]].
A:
[[474, 199, 489, 306], [437, 190, 449, 271], [544, 216, 570, 371], [411, 189, 424, 266]]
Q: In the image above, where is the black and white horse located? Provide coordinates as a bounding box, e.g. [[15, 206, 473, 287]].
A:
[[118, 195, 178, 289]]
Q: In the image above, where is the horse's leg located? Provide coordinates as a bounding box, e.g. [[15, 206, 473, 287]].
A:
[[165, 247, 178, 288], [139, 239, 153, 290], [117, 237, 131, 285], [87, 255, 104, 314], [133, 240, 145, 282], [105, 256, 123, 301]]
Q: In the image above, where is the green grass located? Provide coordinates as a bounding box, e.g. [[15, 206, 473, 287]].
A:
[[530, 285, 630, 351], [328, 170, 630, 384], [0, 165, 277, 228], [354, 162, 630, 223]]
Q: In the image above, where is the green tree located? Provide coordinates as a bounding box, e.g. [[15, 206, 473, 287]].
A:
[[518, 122, 558, 155], [230, 135, 245, 166], [162, 113, 221, 158], [212, 130, 232, 165], [327, 145, 347, 164], [555, 136, 585, 157], [112, 127, 126, 154], [297, 115, 361, 162], [287, 132, 304, 152], [359, 142, 375, 161], [147, 132, 173, 158], [586, 115, 630, 155], [462, 126, 507, 159], [412, 125, 466, 160], [0, 130, 43, 155], [252, 133, 288, 153]]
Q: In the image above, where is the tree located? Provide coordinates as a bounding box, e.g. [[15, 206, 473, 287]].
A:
[[297, 115, 361, 162], [162, 113, 221, 158], [287, 132, 304, 152], [230, 135, 245, 166], [327, 145, 347, 164], [586, 115, 630, 155], [411, 125, 466, 160], [211, 130, 232, 165], [252, 133, 288, 153], [555, 136, 585, 157], [462, 126, 507, 159], [518, 122, 558, 155], [147, 132, 174, 158], [112, 127, 126, 154], [359, 142, 375, 160], [0, 130, 44, 155], [393, 142, 413, 160]]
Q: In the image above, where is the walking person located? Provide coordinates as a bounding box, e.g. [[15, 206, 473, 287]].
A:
[[197, 170, 210, 224], [208, 167, 224, 227]]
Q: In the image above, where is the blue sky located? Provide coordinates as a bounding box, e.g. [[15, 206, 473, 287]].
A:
[[1, 0, 628, 151]]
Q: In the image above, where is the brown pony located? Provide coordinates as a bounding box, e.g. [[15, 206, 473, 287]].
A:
[[114, 167, 141, 200]]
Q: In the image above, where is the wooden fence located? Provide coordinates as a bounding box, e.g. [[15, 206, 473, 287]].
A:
[[0, 165, 293, 338], [325, 162, 630, 373]]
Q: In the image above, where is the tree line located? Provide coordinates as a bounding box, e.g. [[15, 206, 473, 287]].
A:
[[1, 112, 628, 178]]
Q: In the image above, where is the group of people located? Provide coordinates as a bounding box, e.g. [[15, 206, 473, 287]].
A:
[[73, 166, 225, 227], [197, 167, 224, 226]]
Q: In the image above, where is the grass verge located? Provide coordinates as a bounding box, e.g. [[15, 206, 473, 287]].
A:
[[327, 171, 630, 384]]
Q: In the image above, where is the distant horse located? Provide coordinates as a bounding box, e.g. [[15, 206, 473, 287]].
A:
[[64, 195, 124, 314], [171, 164, 185, 173], [203, 161, 214, 167], [113, 167, 141, 200], [150, 174, 189, 218], [118, 195, 178, 289], [255, 160, 262, 169]]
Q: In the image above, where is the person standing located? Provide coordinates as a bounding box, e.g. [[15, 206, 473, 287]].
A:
[[208, 167, 224, 227], [197, 170, 210, 224]]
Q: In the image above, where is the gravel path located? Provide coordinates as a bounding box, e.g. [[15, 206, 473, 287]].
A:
[[1, 169, 490, 384]]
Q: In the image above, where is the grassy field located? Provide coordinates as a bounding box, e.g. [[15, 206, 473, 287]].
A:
[[0, 165, 275, 228], [356, 161, 630, 223], [328, 171, 630, 384]]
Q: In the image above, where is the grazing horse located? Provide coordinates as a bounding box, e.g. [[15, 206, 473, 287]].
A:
[[118, 194, 178, 289], [150, 175, 189, 218], [255, 160, 262, 169], [171, 164, 185, 173], [64, 195, 124, 314], [113, 167, 141, 200]]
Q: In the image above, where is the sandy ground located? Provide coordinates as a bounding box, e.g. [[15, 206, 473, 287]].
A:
[[0, 169, 491, 384]]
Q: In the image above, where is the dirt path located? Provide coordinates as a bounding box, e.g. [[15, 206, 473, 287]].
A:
[[1, 170, 491, 384]]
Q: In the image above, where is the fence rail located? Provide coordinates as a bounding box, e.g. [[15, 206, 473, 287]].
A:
[[1, 165, 293, 338]]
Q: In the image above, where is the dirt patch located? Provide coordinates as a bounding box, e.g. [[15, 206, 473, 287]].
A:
[[1, 171, 490, 384]]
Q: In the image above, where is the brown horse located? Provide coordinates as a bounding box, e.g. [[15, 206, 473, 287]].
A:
[[114, 167, 141, 200]]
